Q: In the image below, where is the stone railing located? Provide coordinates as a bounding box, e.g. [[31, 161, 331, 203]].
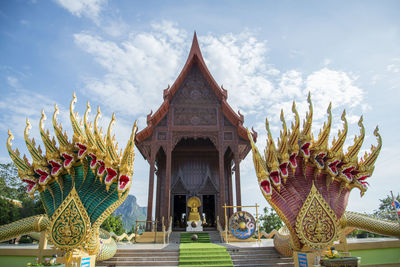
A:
[[216, 216, 226, 242], [109, 232, 136, 243], [164, 216, 173, 244]]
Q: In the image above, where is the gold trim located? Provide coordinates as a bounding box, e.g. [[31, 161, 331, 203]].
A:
[[49, 187, 90, 251], [295, 183, 338, 249]]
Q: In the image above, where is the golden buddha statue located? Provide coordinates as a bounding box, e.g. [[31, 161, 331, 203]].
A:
[[187, 196, 201, 222]]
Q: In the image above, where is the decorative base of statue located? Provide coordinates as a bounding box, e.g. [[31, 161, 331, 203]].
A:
[[293, 250, 321, 267], [56, 251, 96, 267], [186, 221, 203, 232]]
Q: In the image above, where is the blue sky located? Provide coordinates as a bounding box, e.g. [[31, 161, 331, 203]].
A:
[[1, 0, 399, 215]]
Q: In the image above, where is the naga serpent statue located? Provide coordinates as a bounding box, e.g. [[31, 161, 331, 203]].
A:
[[0, 93, 137, 262], [247, 93, 400, 256]]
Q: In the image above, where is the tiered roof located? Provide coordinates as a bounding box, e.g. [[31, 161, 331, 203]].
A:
[[136, 32, 255, 143]]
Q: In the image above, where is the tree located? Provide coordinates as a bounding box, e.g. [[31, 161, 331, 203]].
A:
[[101, 214, 125, 235], [0, 197, 20, 225], [374, 193, 400, 221], [259, 207, 283, 233], [0, 163, 44, 226]]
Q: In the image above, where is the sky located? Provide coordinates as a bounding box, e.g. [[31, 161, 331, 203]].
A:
[[0, 0, 399, 216]]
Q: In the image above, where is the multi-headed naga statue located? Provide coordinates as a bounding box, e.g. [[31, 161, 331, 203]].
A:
[[247, 93, 399, 255], [1, 93, 137, 262]]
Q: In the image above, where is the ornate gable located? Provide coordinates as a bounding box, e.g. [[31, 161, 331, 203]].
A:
[[171, 176, 188, 194], [172, 64, 218, 126], [136, 32, 256, 159], [171, 64, 218, 106], [199, 176, 219, 194]]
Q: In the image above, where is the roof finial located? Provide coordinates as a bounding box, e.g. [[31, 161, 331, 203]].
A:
[[189, 31, 201, 57]]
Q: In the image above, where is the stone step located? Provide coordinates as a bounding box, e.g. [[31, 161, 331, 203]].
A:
[[117, 249, 178, 253], [227, 247, 277, 251], [100, 235, 295, 266], [97, 261, 179, 266], [114, 252, 179, 257], [106, 256, 179, 262], [208, 232, 222, 243], [98, 248, 179, 267], [230, 253, 284, 258], [168, 232, 181, 244], [228, 250, 280, 256], [232, 257, 294, 264], [235, 263, 294, 267], [227, 246, 294, 267]]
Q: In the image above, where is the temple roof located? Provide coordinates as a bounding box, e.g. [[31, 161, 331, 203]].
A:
[[136, 32, 255, 143]]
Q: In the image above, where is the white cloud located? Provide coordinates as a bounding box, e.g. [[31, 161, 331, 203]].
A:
[[0, 88, 71, 160], [7, 76, 20, 88], [387, 63, 400, 73], [305, 68, 364, 120], [74, 23, 366, 128], [279, 70, 303, 98], [55, 0, 106, 23], [74, 22, 187, 117], [201, 32, 276, 113], [102, 18, 128, 38]]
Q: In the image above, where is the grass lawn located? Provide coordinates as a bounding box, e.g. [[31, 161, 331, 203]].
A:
[[0, 256, 36, 267], [350, 247, 400, 266]]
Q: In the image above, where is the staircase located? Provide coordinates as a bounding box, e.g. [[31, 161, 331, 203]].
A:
[[97, 248, 179, 267], [227, 246, 294, 267], [97, 231, 295, 267]]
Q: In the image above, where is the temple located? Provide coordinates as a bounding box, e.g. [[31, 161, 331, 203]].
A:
[[135, 33, 257, 229], [2, 31, 398, 267]]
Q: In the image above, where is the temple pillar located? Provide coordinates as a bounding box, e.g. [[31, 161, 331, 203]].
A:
[[155, 168, 161, 222], [146, 152, 156, 230], [218, 147, 226, 226], [227, 159, 233, 218], [164, 145, 172, 227], [234, 154, 242, 211]]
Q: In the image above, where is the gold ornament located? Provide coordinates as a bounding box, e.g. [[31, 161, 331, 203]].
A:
[[50, 188, 90, 250], [296, 183, 338, 249]]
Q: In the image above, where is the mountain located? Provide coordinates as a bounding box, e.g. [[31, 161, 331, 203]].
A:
[[113, 194, 147, 232]]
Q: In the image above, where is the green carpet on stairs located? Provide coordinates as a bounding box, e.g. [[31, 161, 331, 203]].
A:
[[180, 232, 210, 243], [179, 233, 233, 267]]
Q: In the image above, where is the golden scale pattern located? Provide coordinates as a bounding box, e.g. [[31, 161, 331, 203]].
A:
[[340, 211, 400, 237], [247, 93, 382, 250], [5, 93, 137, 260], [0, 215, 49, 242]]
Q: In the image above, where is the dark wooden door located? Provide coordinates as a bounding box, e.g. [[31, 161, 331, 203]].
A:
[[202, 194, 216, 228], [173, 194, 187, 229]]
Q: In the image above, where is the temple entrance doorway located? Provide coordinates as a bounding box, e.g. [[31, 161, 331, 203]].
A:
[[173, 195, 187, 230], [202, 194, 216, 228]]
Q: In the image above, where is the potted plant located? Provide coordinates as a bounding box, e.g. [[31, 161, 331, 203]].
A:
[[320, 247, 359, 267]]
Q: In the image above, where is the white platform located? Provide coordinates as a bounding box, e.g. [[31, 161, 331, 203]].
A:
[[186, 221, 203, 232]]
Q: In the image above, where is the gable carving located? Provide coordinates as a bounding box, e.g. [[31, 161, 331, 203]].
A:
[[174, 107, 217, 126], [199, 175, 218, 194], [224, 116, 234, 127], [171, 64, 219, 106], [171, 176, 188, 194], [158, 116, 167, 126]]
